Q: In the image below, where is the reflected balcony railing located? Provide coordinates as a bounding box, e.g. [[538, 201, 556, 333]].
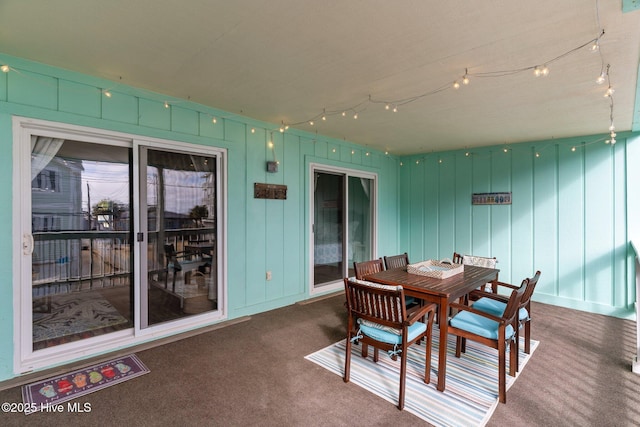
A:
[[32, 228, 215, 297]]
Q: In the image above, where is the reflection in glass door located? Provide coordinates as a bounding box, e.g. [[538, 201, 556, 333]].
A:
[[140, 148, 218, 328], [348, 175, 373, 271], [313, 172, 345, 287], [312, 167, 375, 290], [30, 137, 133, 351]]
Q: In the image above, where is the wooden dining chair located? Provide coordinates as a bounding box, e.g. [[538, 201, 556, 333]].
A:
[[447, 278, 528, 404], [343, 278, 436, 410], [353, 258, 385, 279], [383, 252, 409, 270], [470, 271, 541, 364], [453, 252, 498, 301]]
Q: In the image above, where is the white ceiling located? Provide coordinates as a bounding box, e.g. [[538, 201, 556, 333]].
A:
[[1, 0, 639, 155]]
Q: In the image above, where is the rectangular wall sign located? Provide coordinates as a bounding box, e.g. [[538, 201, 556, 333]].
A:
[[472, 192, 511, 205], [254, 183, 287, 199]]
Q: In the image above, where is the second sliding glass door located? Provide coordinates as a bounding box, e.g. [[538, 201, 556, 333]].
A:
[[311, 166, 376, 292]]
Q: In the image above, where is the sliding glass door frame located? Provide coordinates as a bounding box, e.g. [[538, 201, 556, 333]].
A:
[[308, 163, 377, 296], [133, 138, 228, 336], [12, 117, 227, 373]]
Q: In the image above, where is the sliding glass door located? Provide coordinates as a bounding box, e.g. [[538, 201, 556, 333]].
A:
[[311, 165, 376, 293], [16, 118, 226, 371], [139, 147, 219, 328]]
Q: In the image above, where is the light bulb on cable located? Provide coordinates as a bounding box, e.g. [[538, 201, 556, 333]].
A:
[[453, 81, 460, 89], [596, 73, 606, 84], [591, 40, 600, 52], [604, 86, 614, 97], [0, 65, 9, 73], [462, 75, 469, 85], [541, 65, 549, 76]]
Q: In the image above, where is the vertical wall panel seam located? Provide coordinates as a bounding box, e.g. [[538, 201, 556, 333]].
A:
[[244, 126, 249, 306], [55, 77, 60, 112], [436, 160, 440, 258], [611, 143, 617, 306], [136, 96, 140, 127], [555, 144, 560, 296], [623, 139, 631, 306], [531, 145, 536, 281], [470, 156, 474, 250], [510, 150, 514, 283], [581, 142, 586, 301], [453, 155, 457, 254], [489, 152, 493, 257]]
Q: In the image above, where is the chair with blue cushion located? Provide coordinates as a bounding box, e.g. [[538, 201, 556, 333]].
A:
[[447, 278, 528, 404], [470, 271, 541, 366], [343, 278, 437, 410]]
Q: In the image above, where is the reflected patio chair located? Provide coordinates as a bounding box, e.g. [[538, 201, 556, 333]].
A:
[[353, 258, 384, 279], [343, 278, 436, 410], [470, 270, 541, 367], [447, 277, 528, 404], [164, 243, 209, 294], [383, 252, 409, 270]]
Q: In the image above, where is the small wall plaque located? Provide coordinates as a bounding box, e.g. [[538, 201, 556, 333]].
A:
[[254, 183, 287, 200], [472, 192, 511, 205]]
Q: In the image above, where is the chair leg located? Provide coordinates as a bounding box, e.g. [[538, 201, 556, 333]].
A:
[[498, 339, 506, 404], [424, 311, 434, 384], [344, 333, 352, 383], [509, 334, 518, 377], [455, 336, 463, 357], [524, 320, 531, 354], [398, 350, 407, 410]]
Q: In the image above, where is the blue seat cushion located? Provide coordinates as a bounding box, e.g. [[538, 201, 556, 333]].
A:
[[358, 319, 426, 345], [449, 310, 515, 340], [472, 297, 529, 321]]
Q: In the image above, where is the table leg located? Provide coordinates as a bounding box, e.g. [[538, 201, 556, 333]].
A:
[[437, 297, 448, 392]]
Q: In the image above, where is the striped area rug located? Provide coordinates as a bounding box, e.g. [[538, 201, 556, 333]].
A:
[[305, 328, 538, 426]]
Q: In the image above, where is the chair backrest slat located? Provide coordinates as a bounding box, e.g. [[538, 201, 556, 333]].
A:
[[521, 270, 541, 308], [502, 279, 528, 322], [344, 279, 405, 328], [384, 253, 409, 270], [353, 258, 385, 280]]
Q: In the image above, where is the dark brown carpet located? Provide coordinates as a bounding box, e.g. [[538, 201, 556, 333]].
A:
[[1, 295, 639, 426]]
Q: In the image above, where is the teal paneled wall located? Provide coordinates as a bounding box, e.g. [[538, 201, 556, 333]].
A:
[[0, 53, 401, 381], [399, 138, 635, 318]]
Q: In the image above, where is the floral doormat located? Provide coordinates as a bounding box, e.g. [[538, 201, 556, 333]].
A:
[[22, 354, 149, 413], [33, 293, 129, 344]]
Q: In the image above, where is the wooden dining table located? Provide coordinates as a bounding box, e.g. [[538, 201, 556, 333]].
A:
[[364, 264, 499, 392]]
